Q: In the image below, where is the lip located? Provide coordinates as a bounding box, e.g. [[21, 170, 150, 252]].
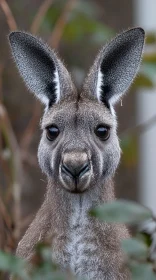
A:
[[59, 162, 92, 195], [69, 187, 87, 194], [65, 179, 88, 194], [60, 166, 91, 193]]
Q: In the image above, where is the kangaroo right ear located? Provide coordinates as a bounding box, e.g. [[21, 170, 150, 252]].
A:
[[83, 28, 145, 108], [9, 32, 75, 107]]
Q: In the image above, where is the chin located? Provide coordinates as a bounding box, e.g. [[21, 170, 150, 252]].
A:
[[60, 174, 91, 194]]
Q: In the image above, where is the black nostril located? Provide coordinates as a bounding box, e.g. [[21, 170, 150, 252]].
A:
[[61, 162, 90, 179], [79, 163, 90, 178], [61, 164, 74, 178]]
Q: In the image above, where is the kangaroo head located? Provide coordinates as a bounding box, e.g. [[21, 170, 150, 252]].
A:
[[9, 28, 145, 194]]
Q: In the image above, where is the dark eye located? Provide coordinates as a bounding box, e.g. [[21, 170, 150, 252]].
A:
[[95, 125, 110, 141], [46, 125, 59, 141]]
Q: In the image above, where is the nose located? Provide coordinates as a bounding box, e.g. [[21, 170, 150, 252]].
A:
[[62, 151, 90, 179]]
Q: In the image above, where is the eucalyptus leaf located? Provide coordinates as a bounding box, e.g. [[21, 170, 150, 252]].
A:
[[142, 63, 156, 78], [121, 238, 148, 259], [143, 53, 156, 64], [0, 251, 29, 280], [130, 262, 156, 280], [90, 200, 152, 225], [136, 232, 153, 248], [132, 73, 154, 89], [121, 135, 137, 167], [146, 33, 156, 44], [63, 14, 113, 43], [73, 0, 99, 18], [32, 269, 65, 280]]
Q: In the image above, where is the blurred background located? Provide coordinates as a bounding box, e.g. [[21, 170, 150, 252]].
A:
[[0, 0, 156, 256]]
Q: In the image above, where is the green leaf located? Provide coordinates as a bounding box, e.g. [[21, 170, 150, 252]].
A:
[[121, 238, 148, 259], [143, 53, 156, 64], [146, 32, 156, 44], [42, 0, 66, 32], [132, 74, 154, 89], [142, 54, 156, 80], [121, 135, 137, 167], [42, 0, 114, 45], [74, 0, 99, 18], [63, 15, 113, 43], [0, 251, 29, 279], [142, 63, 156, 79], [32, 269, 65, 280], [136, 232, 153, 248], [146, 32, 156, 45], [90, 200, 152, 225], [130, 262, 156, 280]]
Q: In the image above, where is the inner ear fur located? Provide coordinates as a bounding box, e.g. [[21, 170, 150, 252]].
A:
[[83, 27, 145, 107], [9, 31, 76, 107]]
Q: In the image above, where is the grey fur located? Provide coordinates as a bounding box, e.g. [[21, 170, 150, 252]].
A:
[[9, 27, 145, 280], [9, 32, 76, 106], [83, 28, 145, 106]]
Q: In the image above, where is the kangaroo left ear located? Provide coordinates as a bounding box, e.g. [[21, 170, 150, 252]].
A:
[[9, 31, 76, 108], [83, 28, 145, 108]]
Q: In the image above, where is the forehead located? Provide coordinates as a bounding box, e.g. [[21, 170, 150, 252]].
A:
[[42, 100, 115, 128]]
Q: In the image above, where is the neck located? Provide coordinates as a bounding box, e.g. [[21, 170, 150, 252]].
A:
[[43, 177, 120, 276], [46, 177, 115, 211]]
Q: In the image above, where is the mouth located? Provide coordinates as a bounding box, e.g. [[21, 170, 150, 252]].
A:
[[69, 187, 86, 194], [60, 165, 91, 193], [68, 177, 89, 194]]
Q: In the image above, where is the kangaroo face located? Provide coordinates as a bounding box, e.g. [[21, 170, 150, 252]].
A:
[[9, 28, 145, 193], [38, 100, 120, 192]]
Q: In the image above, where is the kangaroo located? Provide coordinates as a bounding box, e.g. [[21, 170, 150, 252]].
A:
[[9, 27, 145, 280]]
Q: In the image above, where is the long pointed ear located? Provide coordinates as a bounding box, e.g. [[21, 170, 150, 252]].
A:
[[9, 31, 76, 107], [83, 28, 145, 108]]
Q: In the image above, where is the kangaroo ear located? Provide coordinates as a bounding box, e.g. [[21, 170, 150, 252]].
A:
[[83, 28, 145, 108], [9, 31, 75, 107]]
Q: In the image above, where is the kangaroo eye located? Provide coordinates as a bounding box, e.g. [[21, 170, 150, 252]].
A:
[[95, 125, 110, 141], [46, 125, 59, 141]]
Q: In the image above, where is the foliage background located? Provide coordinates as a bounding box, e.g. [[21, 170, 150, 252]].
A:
[[0, 0, 156, 279]]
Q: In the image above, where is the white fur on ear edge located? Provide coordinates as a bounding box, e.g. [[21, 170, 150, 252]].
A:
[[37, 69, 60, 107], [96, 69, 103, 103], [37, 94, 49, 106], [96, 68, 116, 116], [54, 69, 60, 103]]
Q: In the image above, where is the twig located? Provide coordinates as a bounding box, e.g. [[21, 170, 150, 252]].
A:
[[20, 0, 77, 151], [0, 64, 4, 103], [0, 196, 13, 233], [0, 0, 17, 31], [20, 100, 42, 150], [30, 0, 54, 34], [0, 65, 13, 199], [0, 185, 16, 251], [48, 0, 78, 48], [0, 214, 5, 250], [0, 139, 17, 247], [0, 64, 3, 171], [20, 0, 56, 150], [0, 103, 23, 240]]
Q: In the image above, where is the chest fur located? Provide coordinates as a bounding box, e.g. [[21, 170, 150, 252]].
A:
[[51, 196, 126, 280], [66, 205, 97, 276]]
